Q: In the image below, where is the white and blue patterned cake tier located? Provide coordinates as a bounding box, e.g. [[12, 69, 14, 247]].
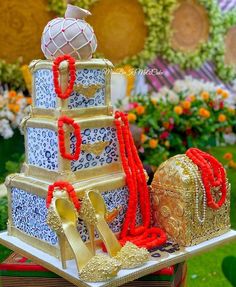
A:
[[26, 126, 120, 172], [34, 68, 107, 109], [10, 186, 142, 245]]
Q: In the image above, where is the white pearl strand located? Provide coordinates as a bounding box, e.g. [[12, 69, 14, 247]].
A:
[[182, 159, 206, 224]]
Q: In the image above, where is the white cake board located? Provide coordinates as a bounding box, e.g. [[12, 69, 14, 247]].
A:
[[1, 230, 236, 287]]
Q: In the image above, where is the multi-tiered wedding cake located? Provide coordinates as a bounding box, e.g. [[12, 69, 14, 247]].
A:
[[6, 6, 129, 259], [5, 4, 165, 282]]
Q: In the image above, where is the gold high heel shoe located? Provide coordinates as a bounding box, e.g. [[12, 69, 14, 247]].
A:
[[79, 189, 149, 269], [47, 192, 121, 282]]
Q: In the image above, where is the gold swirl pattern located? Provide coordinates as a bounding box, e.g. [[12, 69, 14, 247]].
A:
[[151, 154, 231, 246], [73, 84, 103, 99], [0, 0, 54, 63], [81, 141, 109, 156], [170, 1, 209, 53]]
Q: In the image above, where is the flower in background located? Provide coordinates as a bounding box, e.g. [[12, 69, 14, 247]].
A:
[[189, 94, 196, 102], [141, 134, 147, 143], [127, 113, 137, 122], [127, 102, 138, 110], [181, 100, 191, 109], [174, 105, 183, 115], [218, 114, 227, 122], [160, 131, 169, 140], [149, 139, 158, 149], [151, 98, 157, 105], [222, 91, 229, 99], [216, 88, 223, 95], [164, 140, 170, 148], [163, 122, 170, 129], [122, 77, 236, 167], [135, 105, 145, 115], [199, 108, 210, 118], [201, 91, 210, 101], [0, 89, 31, 139], [223, 153, 233, 160], [228, 160, 236, 169]]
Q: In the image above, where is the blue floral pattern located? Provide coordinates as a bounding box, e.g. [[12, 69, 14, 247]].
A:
[[34, 68, 106, 110], [68, 69, 106, 109], [27, 126, 119, 173], [34, 69, 56, 109], [27, 127, 58, 171], [11, 187, 57, 245], [71, 126, 119, 172], [10, 185, 137, 244]]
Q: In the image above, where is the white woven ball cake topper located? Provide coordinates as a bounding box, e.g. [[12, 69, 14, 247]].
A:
[[41, 4, 97, 60]]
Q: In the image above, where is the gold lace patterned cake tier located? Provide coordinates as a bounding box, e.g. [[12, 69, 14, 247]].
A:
[[151, 154, 231, 246]]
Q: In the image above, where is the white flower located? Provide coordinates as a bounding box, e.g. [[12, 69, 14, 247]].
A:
[[0, 119, 14, 139], [167, 91, 179, 104]]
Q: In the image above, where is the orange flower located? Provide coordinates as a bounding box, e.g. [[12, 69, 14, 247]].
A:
[[16, 95, 24, 103], [201, 91, 210, 101], [135, 105, 145, 115], [189, 95, 196, 102], [218, 114, 227, 122], [182, 100, 191, 109], [149, 139, 158, 149], [8, 90, 17, 98], [228, 160, 236, 169], [141, 134, 147, 143], [199, 108, 210, 118], [8, 103, 20, 113], [223, 152, 233, 161], [216, 88, 223, 95], [127, 113, 137, 122], [221, 90, 229, 99], [163, 122, 170, 129], [26, 97, 32, 105], [174, 106, 183, 115]]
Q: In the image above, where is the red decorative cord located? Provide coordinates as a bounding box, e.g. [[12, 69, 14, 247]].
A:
[[53, 55, 76, 99], [46, 181, 80, 210], [186, 148, 227, 209], [58, 116, 82, 160], [114, 111, 167, 249]]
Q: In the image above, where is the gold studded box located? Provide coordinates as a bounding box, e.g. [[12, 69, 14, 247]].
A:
[[5, 172, 129, 259], [21, 115, 123, 182], [151, 154, 231, 246], [29, 59, 113, 118]]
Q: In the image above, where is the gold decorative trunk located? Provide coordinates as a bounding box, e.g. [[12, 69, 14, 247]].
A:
[[151, 154, 230, 246]]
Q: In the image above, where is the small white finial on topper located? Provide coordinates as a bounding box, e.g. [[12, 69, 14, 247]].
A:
[[41, 4, 97, 60]]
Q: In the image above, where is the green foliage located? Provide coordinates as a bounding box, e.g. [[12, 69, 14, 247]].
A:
[[0, 131, 25, 183], [214, 10, 236, 82], [160, 0, 224, 69], [0, 60, 25, 91], [0, 197, 8, 231]]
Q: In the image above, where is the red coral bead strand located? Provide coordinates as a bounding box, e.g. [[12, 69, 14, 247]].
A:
[[114, 114, 137, 238], [186, 148, 227, 209], [115, 112, 167, 249], [58, 116, 82, 161], [46, 181, 80, 211], [53, 55, 76, 100]]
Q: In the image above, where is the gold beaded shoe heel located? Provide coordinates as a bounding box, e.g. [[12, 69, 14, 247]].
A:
[[79, 189, 149, 269], [47, 193, 121, 282]]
